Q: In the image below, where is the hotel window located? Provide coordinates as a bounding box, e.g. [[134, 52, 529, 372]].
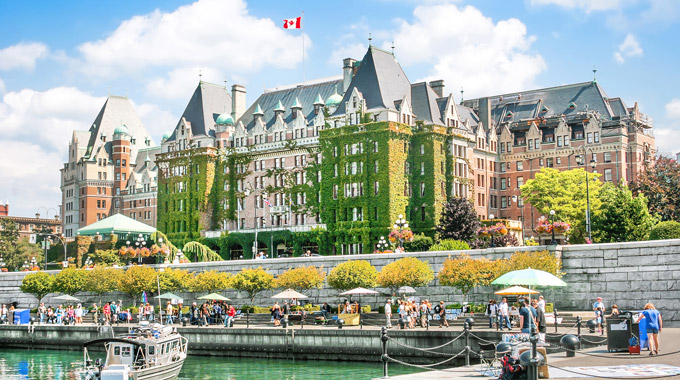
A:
[[420, 182, 425, 197], [587, 132, 593, 144], [604, 168, 612, 182], [420, 144, 425, 155], [500, 143, 505, 153], [122, 159, 126, 167], [420, 162, 425, 175], [527, 139, 533, 150], [557, 136, 563, 147], [594, 132, 600, 143], [604, 152, 611, 163], [546, 158, 554, 168], [517, 176, 524, 188], [501, 197, 507, 209], [374, 160, 379, 173], [115, 159, 120, 167], [373, 141, 379, 153], [539, 158, 544, 167], [374, 181, 379, 195], [501, 178, 507, 190], [500, 163, 506, 173], [517, 162, 523, 171], [556, 157, 561, 165], [534, 140, 539, 150], [333, 185, 338, 200]]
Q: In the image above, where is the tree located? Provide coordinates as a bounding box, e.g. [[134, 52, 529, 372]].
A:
[[438, 254, 497, 299], [182, 241, 223, 262], [327, 260, 378, 291], [376, 257, 434, 294], [0, 219, 19, 261], [592, 184, 658, 243], [89, 249, 122, 266], [20, 272, 54, 306], [188, 270, 231, 293], [118, 265, 157, 305], [12, 237, 44, 270], [429, 239, 470, 251], [52, 268, 87, 295], [497, 250, 562, 278], [630, 156, 680, 222], [404, 234, 433, 252], [435, 198, 480, 241], [159, 268, 194, 292], [649, 221, 680, 240], [230, 267, 274, 304], [83, 267, 122, 305], [276, 266, 326, 292], [521, 168, 602, 243]]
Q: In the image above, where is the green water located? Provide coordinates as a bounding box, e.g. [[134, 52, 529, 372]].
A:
[[0, 349, 418, 379]]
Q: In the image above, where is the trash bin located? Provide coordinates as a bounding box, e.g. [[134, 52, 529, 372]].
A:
[[606, 314, 639, 352], [13, 309, 30, 325]]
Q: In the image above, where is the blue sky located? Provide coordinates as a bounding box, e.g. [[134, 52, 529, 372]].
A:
[[1, 0, 679, 218]]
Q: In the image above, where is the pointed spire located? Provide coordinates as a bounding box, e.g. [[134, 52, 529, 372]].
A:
[[592, 67, 598, 84], [274, 100, 285, 112], [313, 94, 325, 105], [253, 103, 264, 116], [145, 150, 151, 165], [291, 97, 302, 109]]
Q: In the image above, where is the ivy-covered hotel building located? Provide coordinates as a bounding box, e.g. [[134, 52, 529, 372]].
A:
[[155, 46, 655, 258]]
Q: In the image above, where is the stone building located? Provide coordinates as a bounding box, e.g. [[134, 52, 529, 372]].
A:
[[155, 46, 655, 256], [60, 95, 159, 238], [0, 212, 62, 240]]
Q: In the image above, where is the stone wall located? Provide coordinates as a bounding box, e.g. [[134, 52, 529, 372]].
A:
[[2, 239, 679, 325]]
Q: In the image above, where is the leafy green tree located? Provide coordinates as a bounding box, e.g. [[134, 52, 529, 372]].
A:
[[429, 239, 470, 251], [230, 267, 274, 304], [435, 198, 480, 242], [88, 249, 122, 266], [12, 238, 44, 269], [275, 266, 326, 292], [404, 234, 434, 252], [438, 254, 496, 299], [83, 267, 122, 305], [20, 272, 54, 305], [592, 184, 658, 242], [182, 241, 222, 262], [376, 257, 434, 294], [649, 221, 680, 240], [159, 268, 194, 292], [188, 270, 231, 293], [521, 168, 602, 243], [52, 268, 87, 295], [118, 265, 157, 305], [327, 260, 378, 291], [631, 157, 680, 222], [0, 219, 19, 259], [496, 250, 563, 277]]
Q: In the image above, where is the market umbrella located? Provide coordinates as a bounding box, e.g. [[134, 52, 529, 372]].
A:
[[397, 286, 417, 294], [197, 293, 231, 301], [154, 292, 183, 300], [494, 286, 540, 296], [491, 268, 567, 287], [271, 289, 308, 299], [339, 287, 380, 296], [54, 294, 81, 302], [141, 291, 148, 304]]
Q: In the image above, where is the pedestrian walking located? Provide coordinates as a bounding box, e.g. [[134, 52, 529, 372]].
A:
[[434, 301, 448, 328], [638, 303, 662, 355], [593, 297, 606, 334], [384, 299, 392, 328], [498, 298, 511, 330], [486, 300, 498, 329]]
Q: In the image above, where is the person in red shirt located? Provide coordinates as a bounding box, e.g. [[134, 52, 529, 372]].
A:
[[103, 302, 111, 325], [224, 304, 236, 328]]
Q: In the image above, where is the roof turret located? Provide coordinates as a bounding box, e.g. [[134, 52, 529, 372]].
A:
[[291, 97, 302, 109], [113, 124, 130, 136], [326, 91, 343, 107], [313, 94, 325, 105], [274, 100, 285, 112], [216, 113, 234, 125]]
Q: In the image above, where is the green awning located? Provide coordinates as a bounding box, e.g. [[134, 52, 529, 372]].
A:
[[77, 213, 156, 237]]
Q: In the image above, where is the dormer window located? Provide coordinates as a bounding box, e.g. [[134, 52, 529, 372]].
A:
[[540, 106, 549, 113], [505, 111, 513, 119], [101, 135, 106, 142], [568, 102, 577, 110]]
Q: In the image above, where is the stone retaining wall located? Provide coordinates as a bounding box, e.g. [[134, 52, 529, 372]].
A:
[[2, 239, 679, 325]]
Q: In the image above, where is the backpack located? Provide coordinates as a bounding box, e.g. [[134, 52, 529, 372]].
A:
[[499, 355, 524, 380]]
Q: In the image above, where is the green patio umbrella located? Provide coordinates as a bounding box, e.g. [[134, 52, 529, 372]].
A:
[[197, 293, 230, 301], [491, 268, 567, 287], [155, 292, 183, 300]]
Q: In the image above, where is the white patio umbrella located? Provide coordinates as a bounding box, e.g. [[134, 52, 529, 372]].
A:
[[339, 287, 380, 296], [397, 286, 417, 294], [271, 289, 308, 299], [54, 294, 81, 302]]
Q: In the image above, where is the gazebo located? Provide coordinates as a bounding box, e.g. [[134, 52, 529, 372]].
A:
[[77, 213, 156, 240]]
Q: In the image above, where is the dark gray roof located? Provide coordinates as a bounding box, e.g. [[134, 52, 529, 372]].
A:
[[606, 97, 628, 117], [334, 46, 411, 115], [85, 95, 153, 162], [456, 104, 480, 128], [411, 82, 444, 126], [239, 79, 342, 131], [166, 82, 231, 142], [462, 81, 615, 127]]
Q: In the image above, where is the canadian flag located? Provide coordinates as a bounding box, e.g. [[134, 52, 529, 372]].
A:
[[283, 16, 301, 29]]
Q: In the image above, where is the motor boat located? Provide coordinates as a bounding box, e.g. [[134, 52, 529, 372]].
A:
[[79, 321, 187, 380]]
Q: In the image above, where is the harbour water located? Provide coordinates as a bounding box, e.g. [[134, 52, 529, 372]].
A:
[[0, 348, 418, 379]]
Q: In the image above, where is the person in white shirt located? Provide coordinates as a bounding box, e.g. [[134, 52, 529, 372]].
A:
[[498, 298, 511, 330], [384, 299, 392, 328], [537, 296, 546, 313]]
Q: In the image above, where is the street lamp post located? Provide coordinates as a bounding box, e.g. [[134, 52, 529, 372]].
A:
[[392, 214, 408, 251], [489, 214, 496, 248], [512, 189, 525, 239], [376, 236, 388, 252], [135, 234, 146, 264], [576, 152, 597, 242], [549, 210, 557, 245]]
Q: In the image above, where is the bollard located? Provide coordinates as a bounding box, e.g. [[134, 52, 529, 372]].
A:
[[554, 307, 558, 333], [576, 316, 582, 349], [381, 327, 389, 378], [528, 325, 539, 380], [560, 335, 579, 358], [464, 321, 471, 367]]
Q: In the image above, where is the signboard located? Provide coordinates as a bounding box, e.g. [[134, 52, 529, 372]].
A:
[[29, 234, 37, 244]]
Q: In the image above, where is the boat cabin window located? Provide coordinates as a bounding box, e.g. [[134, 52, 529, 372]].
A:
[[114, 347, 120, 355], [148, 346, 156, 356], [122, 347, 131, 357]]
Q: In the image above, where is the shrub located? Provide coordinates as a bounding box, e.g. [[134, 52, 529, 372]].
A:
[[158, 268, 194, 292], [377, 257, 434, 294], [230, 267, 275, 304], [20, 272, 54, 305], [88, 249, 121, 266], [361, 305, 371, 313], [404, 234, 433, 252], [117, 265, 157, 305], [275, 266, 326, 291], [435, 198, 480, 241], [649, 221, 680, 240], [327, 260, 378, 291], [52, 268, 87, 295], [493, 234, 520, 247], [83, 267, 122, 305], [188, 270, 231, 293], [497, 250, 562, 277], [429, 239, 470, 251], [438, 254, 497, 298]]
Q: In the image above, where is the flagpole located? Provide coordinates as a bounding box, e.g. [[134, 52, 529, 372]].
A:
[[302, 11, 305, 84]]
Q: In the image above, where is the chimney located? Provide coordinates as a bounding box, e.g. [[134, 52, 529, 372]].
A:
[[231, 84, 246, 122], [343, 58, 357, 93], [429, 80, 445, 98], [478, 98, 492, 130], [35, 213, 40, 219]]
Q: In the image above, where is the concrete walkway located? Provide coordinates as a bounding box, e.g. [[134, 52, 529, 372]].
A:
[[378, 328, 680, 380]]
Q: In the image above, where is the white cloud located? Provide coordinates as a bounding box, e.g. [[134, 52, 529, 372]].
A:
[[389, 4, 546, 98], [655, 99, 680, 156], [0, 78, 5, 94], [77, 0, 308, 79], [328, 42, 367, 66], [665, 98, 680, 119], [529, 0, 623, 13], [133, 102, 177, 141], [146, 66, 224, 100], [0, 42, 48, 71], [613, 33, 643, 64]]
